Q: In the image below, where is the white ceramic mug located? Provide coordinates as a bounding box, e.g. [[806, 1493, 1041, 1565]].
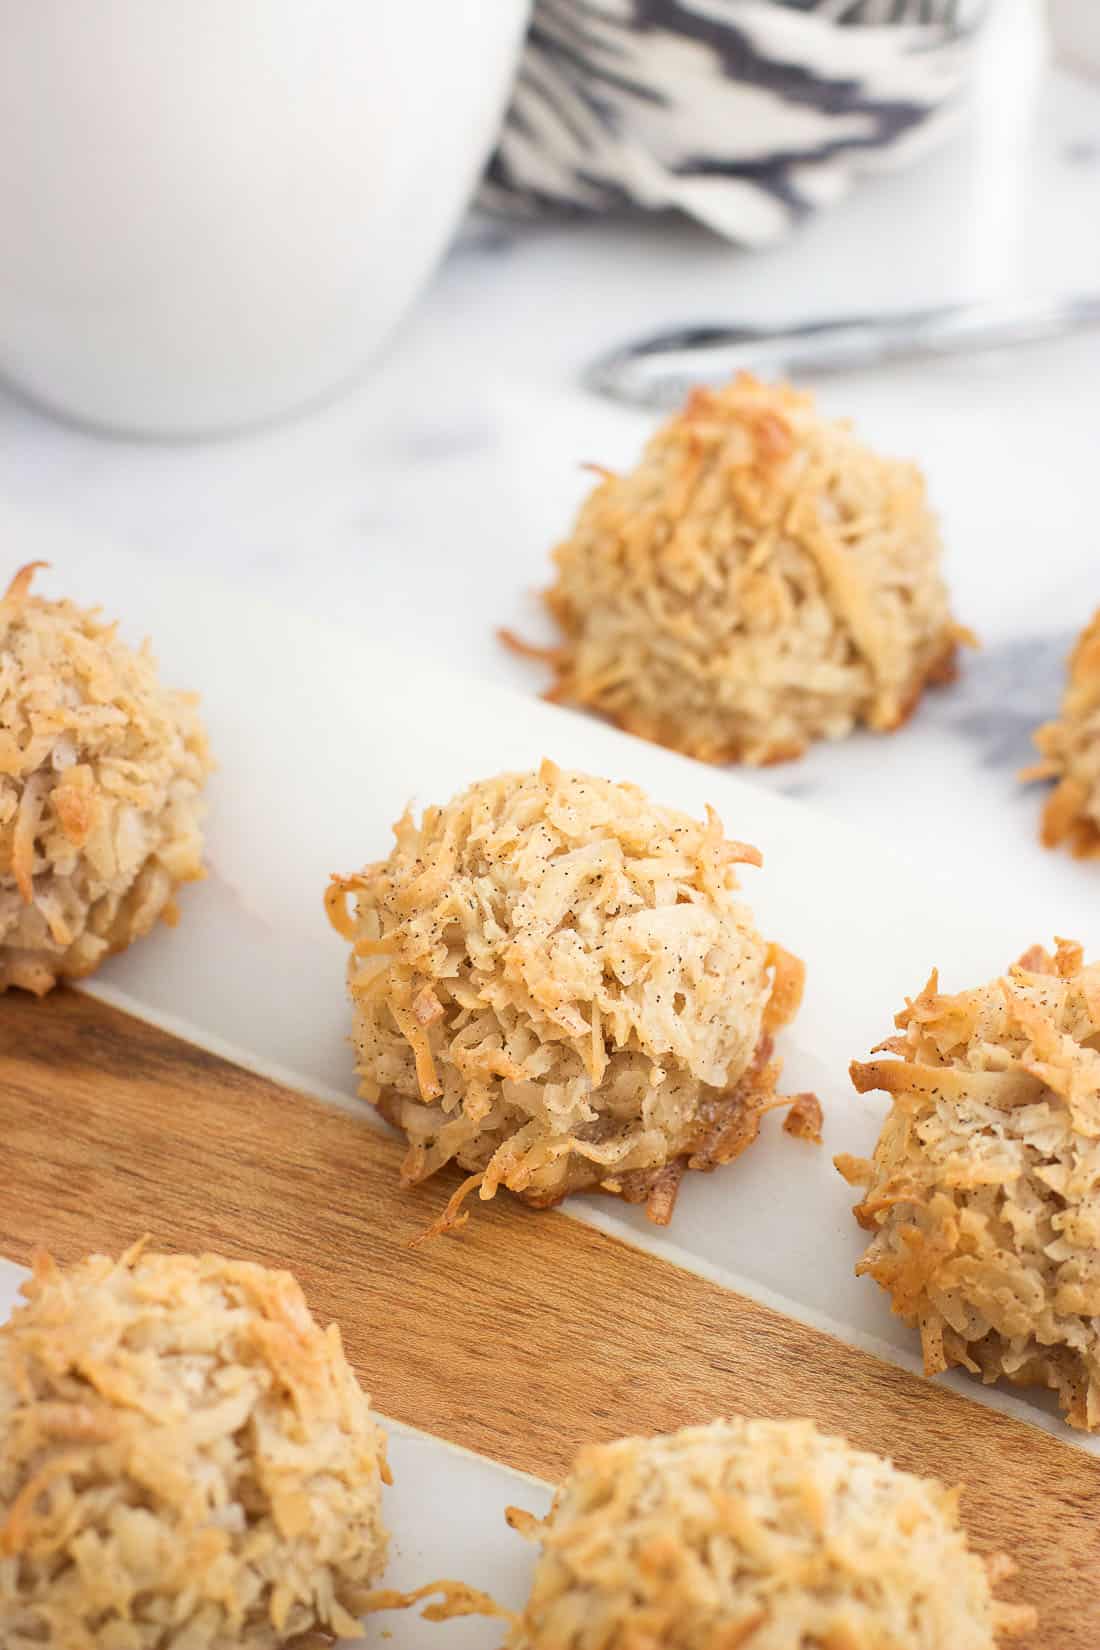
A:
[[0, 1, 529, 435]]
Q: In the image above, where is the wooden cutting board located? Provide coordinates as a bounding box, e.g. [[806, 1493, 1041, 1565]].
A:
[[3, 989, 1096, 1648]]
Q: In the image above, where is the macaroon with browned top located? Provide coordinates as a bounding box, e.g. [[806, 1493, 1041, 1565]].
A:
[[0, 563, 211, 994], [839, 938, 1100, 1430], [1027, 607, 1100, 857], [507, 375, 966, 764], [327, 759, 819, 1234], [0, 1243, 392, 1649], [504, 1417, 1034, 1650]]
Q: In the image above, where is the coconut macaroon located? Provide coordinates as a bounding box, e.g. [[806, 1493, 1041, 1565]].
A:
[[509, 375, 963, 764], [326, 760, 818, 1231], [838, 938, 1100, 1430], [1028, 606, 1100, 857], [504, 1418, 1033, 1650], [0, 1243, 391, 1649], [0, 563, 211, 994]]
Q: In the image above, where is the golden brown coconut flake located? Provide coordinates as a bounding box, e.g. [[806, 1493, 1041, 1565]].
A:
[[506, 375, 967, 765], [0, 563, 212, 993], [326, 760, 816, 1234], [838, 938, 1100, 1429], [1027, 607, 1100, 858], [0, 1242, 391, 1649], [505, 1418, 1034, 1650]]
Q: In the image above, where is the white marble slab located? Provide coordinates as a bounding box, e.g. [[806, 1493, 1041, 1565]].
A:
[[3, 521, 1097, 1455], [0, 1258, 548, 1649]]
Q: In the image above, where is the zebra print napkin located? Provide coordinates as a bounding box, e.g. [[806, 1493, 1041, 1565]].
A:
[[482, 0, 988, 244]]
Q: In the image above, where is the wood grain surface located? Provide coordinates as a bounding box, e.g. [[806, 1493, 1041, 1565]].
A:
[[2, 989, 1096, 1646]]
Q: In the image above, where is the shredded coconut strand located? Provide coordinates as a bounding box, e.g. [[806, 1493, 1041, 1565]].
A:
[[510, 374, 963, 764], [327, 760, 816, 1228], [0, 1243, 390, 1649], [0, 563, 211, 993], [838, 937, 1100, 1430], [1028, 607, 1100, 858], [506, 1418, 1034, 1650]]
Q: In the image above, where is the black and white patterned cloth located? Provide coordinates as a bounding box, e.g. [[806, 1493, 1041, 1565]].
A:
[[482, 0, 988, 244]]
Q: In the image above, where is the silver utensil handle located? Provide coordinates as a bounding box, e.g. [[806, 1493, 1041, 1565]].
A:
[[584, 295, 1100, 410]]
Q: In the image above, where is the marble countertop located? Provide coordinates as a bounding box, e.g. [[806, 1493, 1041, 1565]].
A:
[[1, 0, 1098, 953]]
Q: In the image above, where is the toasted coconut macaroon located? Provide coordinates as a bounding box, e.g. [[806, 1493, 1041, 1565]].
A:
[[326, 759, 818, 1232], [0, 563, 211, 994], [839, 938, 1100, 1430], [0, 1243, 391, 1650], [1027, 607, 1100, 857], [504, 1418, 1033, 1650], [506, 375, 965, 764]]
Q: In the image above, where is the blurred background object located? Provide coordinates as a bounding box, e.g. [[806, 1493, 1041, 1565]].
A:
[[483, 0, 990, 244], [1047, 0, 1100, 77], [0, 0, 1082, 443], [0, 0, 529, 436], [584, 293, 1100, 409]]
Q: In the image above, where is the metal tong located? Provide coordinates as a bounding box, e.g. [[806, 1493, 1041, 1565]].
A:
[[584, 293, 1100, 410]]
